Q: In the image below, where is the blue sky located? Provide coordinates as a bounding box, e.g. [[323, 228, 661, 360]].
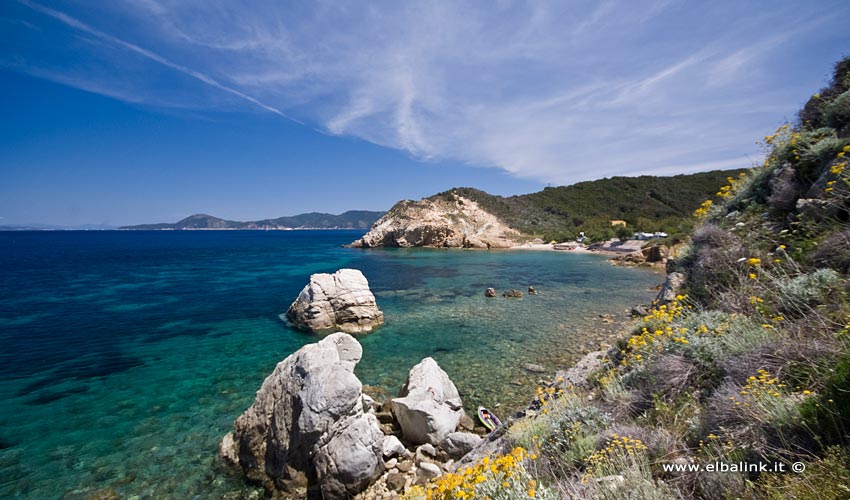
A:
[[1, 1, 848, 226]]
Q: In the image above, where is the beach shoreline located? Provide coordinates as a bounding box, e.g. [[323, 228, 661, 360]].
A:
[[508, 242, 625, 257]]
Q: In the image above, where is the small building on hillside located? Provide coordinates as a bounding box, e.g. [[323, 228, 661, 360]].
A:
[[610, 220, 627, 227]]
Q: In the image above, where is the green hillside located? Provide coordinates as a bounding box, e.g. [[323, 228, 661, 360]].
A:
[[430, 169, 746, 242]]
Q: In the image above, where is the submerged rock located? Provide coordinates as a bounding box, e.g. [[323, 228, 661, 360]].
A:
[[220, 333, 384, 499], [503, 289, 523, 298], [484, 287, 497, 298], [286, 269, 384, 334], [391, 357, 465, 445], [522, 362, 546, 373]]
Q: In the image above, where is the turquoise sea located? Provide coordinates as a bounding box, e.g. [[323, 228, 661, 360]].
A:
[[0, 230, 661, 499]]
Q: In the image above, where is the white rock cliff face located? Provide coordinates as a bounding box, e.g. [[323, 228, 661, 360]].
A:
[[219, 333, 384, 499], [391, 357, 466, 445], [286, 269, 384, 334], [350, 194, 521, 249]]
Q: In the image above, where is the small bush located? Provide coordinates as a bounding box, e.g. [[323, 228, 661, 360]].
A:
[[572, 435, 678, 500], [715, 317, 775, 357], [825, 90, 850, 131], [759, 446, 850, 500], [691, 224, 732, 248], [775, 268, 842, 317], [800, 354, 850, 446], [509, 391, 613, 469]]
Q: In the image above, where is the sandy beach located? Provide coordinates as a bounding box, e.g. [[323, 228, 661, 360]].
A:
[[509, 242, 628, 257]]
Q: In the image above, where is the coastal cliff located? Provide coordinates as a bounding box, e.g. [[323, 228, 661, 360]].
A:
[[350, 192, 523, 249], [350, 171, 744, 249]]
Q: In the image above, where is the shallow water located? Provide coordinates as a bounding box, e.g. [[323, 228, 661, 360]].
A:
[[0, 230, 660, 499]]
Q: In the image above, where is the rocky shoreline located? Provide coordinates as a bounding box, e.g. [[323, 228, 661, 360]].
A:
[[218, 264, 678, 499], [219, 333, 490, 499]]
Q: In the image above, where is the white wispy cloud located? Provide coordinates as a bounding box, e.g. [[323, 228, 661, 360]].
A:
[[15, 0, 299, 121], [6, 0, 849, 184]]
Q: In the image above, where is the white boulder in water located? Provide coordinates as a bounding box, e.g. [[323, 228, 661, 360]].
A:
[[286, 269, 384, 334]]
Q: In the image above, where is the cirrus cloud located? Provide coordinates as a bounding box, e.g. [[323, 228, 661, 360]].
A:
[[5, 0, 850, 184]]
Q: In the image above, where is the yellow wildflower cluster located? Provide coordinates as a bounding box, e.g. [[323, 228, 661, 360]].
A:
[[620, 324, 691, 366], [763, 124, 791, 147], [826, 146, 850, 193], [609, 297, 696, 367], [535, 385, 561, 409], [746, 257, 761, 279], [582, 435, 647, 482], [728, 369, 786, 408], [715, 173, 747, 199], [643, 296, 688, 324], [421, 448, 535, 500], [694, 199, 713, 218], [740, 370, 784, 398], [697, 433, 736, 455]]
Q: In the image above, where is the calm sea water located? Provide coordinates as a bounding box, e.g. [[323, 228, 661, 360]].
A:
[[0, 230, 660, 499]]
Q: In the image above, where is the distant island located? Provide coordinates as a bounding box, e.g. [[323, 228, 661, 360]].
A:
[[119, 211, 385, 230]]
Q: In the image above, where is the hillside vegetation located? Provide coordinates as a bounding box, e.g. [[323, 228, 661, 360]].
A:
[[429, 169, 745, 243], [404, 56, 850, 499]]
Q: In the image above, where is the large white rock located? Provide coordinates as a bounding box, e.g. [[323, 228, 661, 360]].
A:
[[220, 333, 384, 499], [391, 357, 465, 445], [286, 269, 384, 334]]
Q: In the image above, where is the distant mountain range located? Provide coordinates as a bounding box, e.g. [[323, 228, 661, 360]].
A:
[[119, 211, 385, 230]]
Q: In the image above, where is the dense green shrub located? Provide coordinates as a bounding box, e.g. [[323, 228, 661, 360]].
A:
[[800, 354, 850, 446], [825, 90, 850, 130]]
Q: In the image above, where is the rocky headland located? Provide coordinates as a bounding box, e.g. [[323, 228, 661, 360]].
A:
[[349, 193, 522, 249]]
